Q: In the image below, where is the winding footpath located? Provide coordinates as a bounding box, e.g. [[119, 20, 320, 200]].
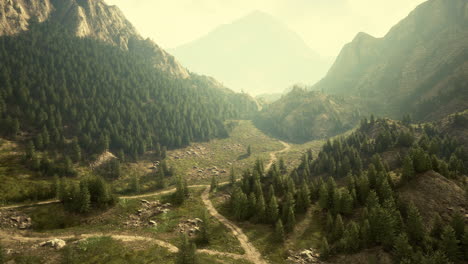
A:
[[0, 140, 291, 263], [202, 187, 267, 264]]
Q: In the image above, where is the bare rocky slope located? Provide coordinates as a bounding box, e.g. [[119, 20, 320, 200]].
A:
[[313, 0, 468, 120], [0, 0, 189, 78]]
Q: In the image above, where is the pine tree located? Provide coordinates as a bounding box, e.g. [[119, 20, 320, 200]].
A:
[[177, 234, 197, 264], [401, 155, 415, 183], [325, 212, 334, 235], [340, 190, 354, 215], [78, 181, 91, 214], [406, 203, 424, 245], [320, 237, 330, 260], [367, 164, 377, 188], [131, 175, 140, 194], [198, 210, 210, 244], [72, 137, 81, 162], [296, 181, 311, 214], [430, 213, 444, 239], [247, 145, 252, 156], [360, 219, 371, 247], [332, 214, 344, 242], [342, 221, 360, 253], [393, 233, 413, 262], [285, 206, 296, 233], [229, 167, 236, 185], [210, 175, 218, 193], [255, 194, 266, 223], [275, 219, 285, 243], [318, 183, 329, 210], [440, 226, 460, 262], [175, 175, 188, 205], [366, 190, 379, 209], [0, 243, 4, 264], [462, 232, 468, 261], [279, 157, 287, 175], [25, 140, 35, 159], [247, 193, 257, 219], [423, 251, 452, 264], [450, 211, 465, 241], [51, 175, 60, 199], [266, 195, 279, 225]]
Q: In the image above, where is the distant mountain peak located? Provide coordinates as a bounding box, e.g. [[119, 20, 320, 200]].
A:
[[171, 11, 329, 94], [352, 32, 377, 42]]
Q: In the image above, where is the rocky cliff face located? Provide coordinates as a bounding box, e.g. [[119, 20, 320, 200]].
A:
[[314, 0, 468, 120], [0, 0, 53, 35], [0, 0, 189, 79]]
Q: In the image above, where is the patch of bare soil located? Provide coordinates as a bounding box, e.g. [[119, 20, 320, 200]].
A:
[[399, 171, 467, 224]]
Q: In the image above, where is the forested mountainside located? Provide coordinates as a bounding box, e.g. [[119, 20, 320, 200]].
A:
[[0, 21, 258, 162], [0, 0, 189, 78], [312, 0, 468, 121], [254, 87, 362, 142], [227, 115, 467, 263]]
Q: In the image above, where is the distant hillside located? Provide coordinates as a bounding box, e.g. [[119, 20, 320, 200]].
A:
[[254, 86, 362, 142], [171, 10, 330, 95], [313, 0, 468, 120]]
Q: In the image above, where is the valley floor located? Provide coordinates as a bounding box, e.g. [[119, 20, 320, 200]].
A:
[[1, 120, 332, 264]]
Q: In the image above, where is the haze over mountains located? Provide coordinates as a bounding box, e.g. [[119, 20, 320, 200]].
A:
[[255, 0, 468, 141], [171, 10, 331, 95]]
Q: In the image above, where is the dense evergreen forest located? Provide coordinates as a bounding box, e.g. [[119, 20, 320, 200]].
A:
[[227, 115, 467, 263], [0, 21, 257, 164]]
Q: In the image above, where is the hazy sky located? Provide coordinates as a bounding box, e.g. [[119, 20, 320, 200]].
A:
[[105, 0, 426, 57]]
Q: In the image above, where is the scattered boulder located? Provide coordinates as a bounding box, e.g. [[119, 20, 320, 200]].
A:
[[0, 210, 32, 230], [124, 200, 171, 228], [177, 218, 203, 236], [40, 239, 66, 250], [287, 248, 322, 264]]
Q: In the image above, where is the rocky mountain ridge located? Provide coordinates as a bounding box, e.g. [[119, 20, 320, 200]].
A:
[[314, 0, 468, 120], [0, 0, 189, 78]]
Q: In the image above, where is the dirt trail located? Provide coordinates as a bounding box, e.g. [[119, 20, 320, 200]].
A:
[[0, 200, 60, 210], [265, 140, 291, 171], [0, 139, 293, 263], [201, 187, 267, 264], [0, 230, 246, 260], [285, 207, 313, 249]]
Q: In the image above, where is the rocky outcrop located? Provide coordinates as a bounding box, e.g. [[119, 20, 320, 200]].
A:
[[0, 0, 53, 35], [314, 0, 468, 120], [0, 0, 189, 79]]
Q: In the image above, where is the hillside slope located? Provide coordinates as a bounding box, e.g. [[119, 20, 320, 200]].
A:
[[313, 0, 468, 120], [254, 87, 362, 142], [171, 10, 330, 95]]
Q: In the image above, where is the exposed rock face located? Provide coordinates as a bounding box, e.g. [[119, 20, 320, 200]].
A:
[[0, 0, 53, 35], [314, 0, 468, 120], [0, 0, 189, 79]]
